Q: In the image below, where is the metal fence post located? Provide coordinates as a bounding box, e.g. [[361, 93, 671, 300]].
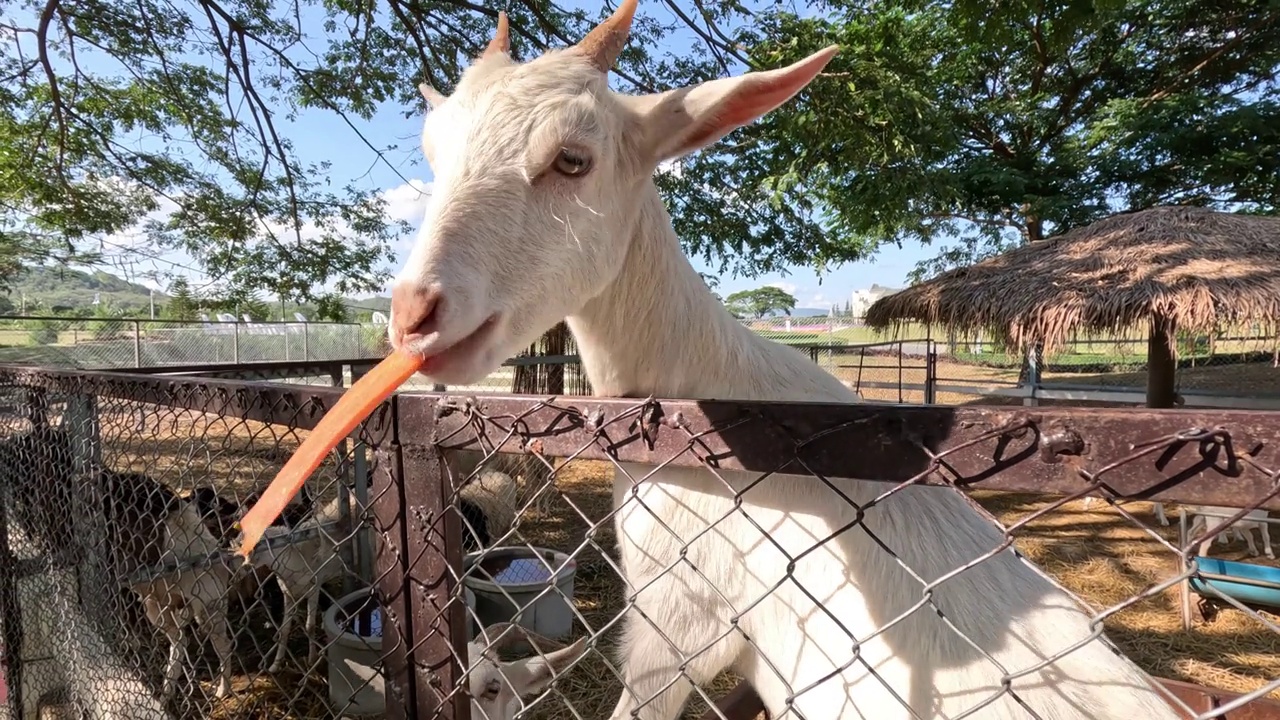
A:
[[382, 397, 468, 720], [65, 392, 105, 612], [925, 341, 938, 405], [303, 322, 310, 361], [132, 320, 142, 367], [371, 417, 415, 720], [0, 457, 25, 720], [233, 322, 241, 364], [350, 363, 374, 594], [1023, 346, 1041, 407]]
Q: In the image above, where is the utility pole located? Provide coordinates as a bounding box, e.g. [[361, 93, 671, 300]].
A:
[[150, 289, 156, 320]]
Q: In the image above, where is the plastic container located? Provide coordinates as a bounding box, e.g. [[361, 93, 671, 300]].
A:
[[323, 587, 479, 717], [462, 546, 577, 640]]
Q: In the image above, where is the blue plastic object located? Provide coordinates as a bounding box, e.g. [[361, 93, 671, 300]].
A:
[[1189, 557, 1280, 609]]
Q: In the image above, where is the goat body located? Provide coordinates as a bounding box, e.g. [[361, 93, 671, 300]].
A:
[[1187, 505, 1274, 559], [386, 5, 1183, 717], [2, 427, 233, 705], [99, 471, 235, 703], [248, 492, 350, 672]]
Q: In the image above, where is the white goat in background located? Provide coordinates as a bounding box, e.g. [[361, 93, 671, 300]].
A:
[[248, 492, 350, 672], [386, 4, 1183, 718], [467, 623, 588, 720], [1185, 505, 1274, 559]]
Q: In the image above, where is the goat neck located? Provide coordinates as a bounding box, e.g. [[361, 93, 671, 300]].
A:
[[568, 185, 852, 405]]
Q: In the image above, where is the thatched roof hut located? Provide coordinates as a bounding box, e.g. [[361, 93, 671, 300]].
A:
[[865, 205, 1280, 406]]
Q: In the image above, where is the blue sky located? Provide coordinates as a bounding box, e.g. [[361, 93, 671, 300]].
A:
[[74, 1, 934, 309]]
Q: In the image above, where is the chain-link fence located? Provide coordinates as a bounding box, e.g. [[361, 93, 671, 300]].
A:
[[0, 315, 388, 369], [6, 365, 1280, 719]]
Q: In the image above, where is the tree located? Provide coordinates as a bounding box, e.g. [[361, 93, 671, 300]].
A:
[[695, 0, 1280, 281], [165, 278, 198, 321], [698, 272, 723, 302], [725, 286, 797, 319], [0, 0, 751, 303]]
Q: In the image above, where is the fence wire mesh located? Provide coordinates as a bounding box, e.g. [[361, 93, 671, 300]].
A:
[[426, 395, 1280, 720], [0, 316, 387, 369], [3, 368, 1280, 720], [0, 373, 401, 720]]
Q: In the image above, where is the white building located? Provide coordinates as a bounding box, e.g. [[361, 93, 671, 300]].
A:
[[850, 284, 900, 317]]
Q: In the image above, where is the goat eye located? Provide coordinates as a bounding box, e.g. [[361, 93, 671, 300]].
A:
[[553, 149, 591, 177]]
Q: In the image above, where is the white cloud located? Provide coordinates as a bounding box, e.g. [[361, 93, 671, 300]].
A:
[[656, 159, 683, 179], [381, 179, 433, 226], [766, 281, 798, 296], [806, 293, 829, 307]]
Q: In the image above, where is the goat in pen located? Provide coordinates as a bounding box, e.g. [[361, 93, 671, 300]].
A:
[[383, 4, 1185, 718], [0, 426, 233, 708]]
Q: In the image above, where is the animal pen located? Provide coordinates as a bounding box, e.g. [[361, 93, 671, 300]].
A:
[[3, 359, 1280, 719]]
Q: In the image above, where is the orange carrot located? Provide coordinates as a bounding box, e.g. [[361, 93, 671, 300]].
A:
[[236, 348, 424, 559]]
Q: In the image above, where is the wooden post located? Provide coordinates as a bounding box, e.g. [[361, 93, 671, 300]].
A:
[[1146, 317, 1177, 408]]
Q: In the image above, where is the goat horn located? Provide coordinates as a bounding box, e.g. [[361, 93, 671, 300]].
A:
[[480, 11, 510, 58], [572, 0, 637, 73]]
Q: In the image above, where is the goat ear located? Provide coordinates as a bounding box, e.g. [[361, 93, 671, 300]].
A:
[[510, 638, 589, 695], [634, 45, 838, 165], [419, 83, 446, 109]]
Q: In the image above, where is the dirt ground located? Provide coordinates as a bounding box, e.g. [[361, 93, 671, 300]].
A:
[[32, 372, 1280, 719], [837, 352, 1280, 407]]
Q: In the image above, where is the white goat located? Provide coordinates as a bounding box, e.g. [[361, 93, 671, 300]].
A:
[[386, 5, 1182, 718], [466, 622, 589, 720], [101, 472, 235, 703], [1185, 505, 1274, 559], [249, 492, 350, 672]]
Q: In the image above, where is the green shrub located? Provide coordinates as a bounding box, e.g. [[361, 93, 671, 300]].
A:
[[28, 321, 59, 345]]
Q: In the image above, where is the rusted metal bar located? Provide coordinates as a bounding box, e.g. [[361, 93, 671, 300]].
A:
[[371, 401, 415, 720], [109, 357, 359, 377], [422, 395, 1280, 511], [699, 681, 765, 720], [9, 367, 1280, 511], [1159, 678, 1280, 719], [399, 415, 469, 720], [0, 367, 351, 431], [708, 679, 1280, 720]]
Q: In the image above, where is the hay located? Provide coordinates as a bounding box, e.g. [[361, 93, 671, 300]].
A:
[[865, 206, 1280, 354]]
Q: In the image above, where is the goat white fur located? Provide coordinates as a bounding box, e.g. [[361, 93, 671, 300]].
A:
[[250, 492, 349, 672], [387, 4, 1182, 717], [465, 623, 588, 720], [133, 492, 235, 703], [68, 466, 234, 706], [1185, 505, 1274, 559]]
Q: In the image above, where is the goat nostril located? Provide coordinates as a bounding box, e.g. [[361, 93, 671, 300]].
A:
[[391, 285, 442, 340]]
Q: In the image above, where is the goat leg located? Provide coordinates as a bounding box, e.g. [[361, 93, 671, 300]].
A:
[[305, 583, 321, 668], [160, 626, 185, 704], [1243, 527, 1261, 557], [269, 580, 298, 673], [1152, 502, 1168, 526], [205, 610, 234, 699]]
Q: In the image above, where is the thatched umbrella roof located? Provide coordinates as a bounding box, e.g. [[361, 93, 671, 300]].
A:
[[864, 205, 1280, 406]]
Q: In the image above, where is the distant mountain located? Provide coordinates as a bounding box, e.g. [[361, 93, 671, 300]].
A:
[[353, 295, 392, 312], [6, 266, 164, 314]]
